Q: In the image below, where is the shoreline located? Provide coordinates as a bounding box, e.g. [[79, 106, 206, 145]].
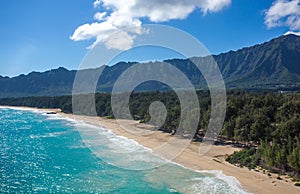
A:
[[1, 106, 300, 194]]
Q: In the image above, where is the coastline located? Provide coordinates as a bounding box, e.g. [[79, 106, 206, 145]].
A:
[[1, 106, 299, 194]]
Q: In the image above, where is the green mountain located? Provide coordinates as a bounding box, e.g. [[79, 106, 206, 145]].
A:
[[0, 67, 76, 97], [215, 34, 300, 89], [0, 34, 299, 98]]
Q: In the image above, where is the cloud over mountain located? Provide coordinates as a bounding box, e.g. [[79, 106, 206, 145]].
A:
[[265, 0, 300, 34], [70, 0, 231, 50]]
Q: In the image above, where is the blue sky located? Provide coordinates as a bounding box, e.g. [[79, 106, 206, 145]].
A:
[[0, 0, 299, 77]]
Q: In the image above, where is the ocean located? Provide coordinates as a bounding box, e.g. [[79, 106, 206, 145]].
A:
[[0, 108, 248, 193]]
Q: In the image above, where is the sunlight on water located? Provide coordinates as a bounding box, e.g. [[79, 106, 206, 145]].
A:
[[0, 108, 248, 193]]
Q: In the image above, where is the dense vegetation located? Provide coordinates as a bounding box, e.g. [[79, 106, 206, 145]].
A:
[[0, 90, 299, 177], [224, 90, 300, 178]]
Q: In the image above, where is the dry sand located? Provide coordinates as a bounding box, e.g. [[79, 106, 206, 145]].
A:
[[2, 106, 300, 194]]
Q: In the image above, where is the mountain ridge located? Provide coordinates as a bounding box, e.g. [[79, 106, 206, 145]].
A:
[[0, 34, 299, 97]]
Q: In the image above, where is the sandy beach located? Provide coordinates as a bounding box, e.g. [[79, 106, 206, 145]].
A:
[[2, 106, 300, 194]]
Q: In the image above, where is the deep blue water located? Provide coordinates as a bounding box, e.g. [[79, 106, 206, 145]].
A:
[[0, 108, 248, 193]]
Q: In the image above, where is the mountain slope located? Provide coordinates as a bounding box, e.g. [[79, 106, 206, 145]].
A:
[[0, 34, 299, 97], [0, 67, 76, 97], [214, 34, 300, 88]]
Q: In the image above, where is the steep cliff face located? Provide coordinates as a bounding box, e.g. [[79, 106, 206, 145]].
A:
[[1, 35, 299, 97]]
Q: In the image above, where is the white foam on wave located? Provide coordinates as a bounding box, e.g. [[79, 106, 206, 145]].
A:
[[0, 106, 31, 110], [30, 131, 68, 139], [73, 120, 151, 153], [197, 170, 249, 193], [42, 113, 78, 124], [72, 120, 167, 168], [74, 121, 107, 130], [51, 115, 249, 193], [103, 131, 152, 152], [0, 106, 48, 114], [0, 106, 76, 125], [9, 107, 248, 193], [188, 172, 249, 194], [164, 160, 249, 193]]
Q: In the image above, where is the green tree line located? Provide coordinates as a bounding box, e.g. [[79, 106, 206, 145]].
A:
[[0, 90, 299, 177]]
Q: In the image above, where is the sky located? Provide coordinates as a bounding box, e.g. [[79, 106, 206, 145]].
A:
[[0, 0, 300, 77]]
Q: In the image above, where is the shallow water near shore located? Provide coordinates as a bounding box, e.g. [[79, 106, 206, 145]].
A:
[[0, 108, 248, 193]]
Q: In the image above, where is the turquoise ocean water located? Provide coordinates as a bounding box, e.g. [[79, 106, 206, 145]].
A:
[[0, 108, 249, 193]]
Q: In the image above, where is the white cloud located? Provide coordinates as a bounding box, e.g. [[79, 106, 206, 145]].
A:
[[284, 31, 300, 36], [265, 0, 300, 34], [105, 31, 134, 50], [71, 0, 231, 50], [70, 22, 116, 42], [94, 12, 107, 21], [93, 0, 101, 8]]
